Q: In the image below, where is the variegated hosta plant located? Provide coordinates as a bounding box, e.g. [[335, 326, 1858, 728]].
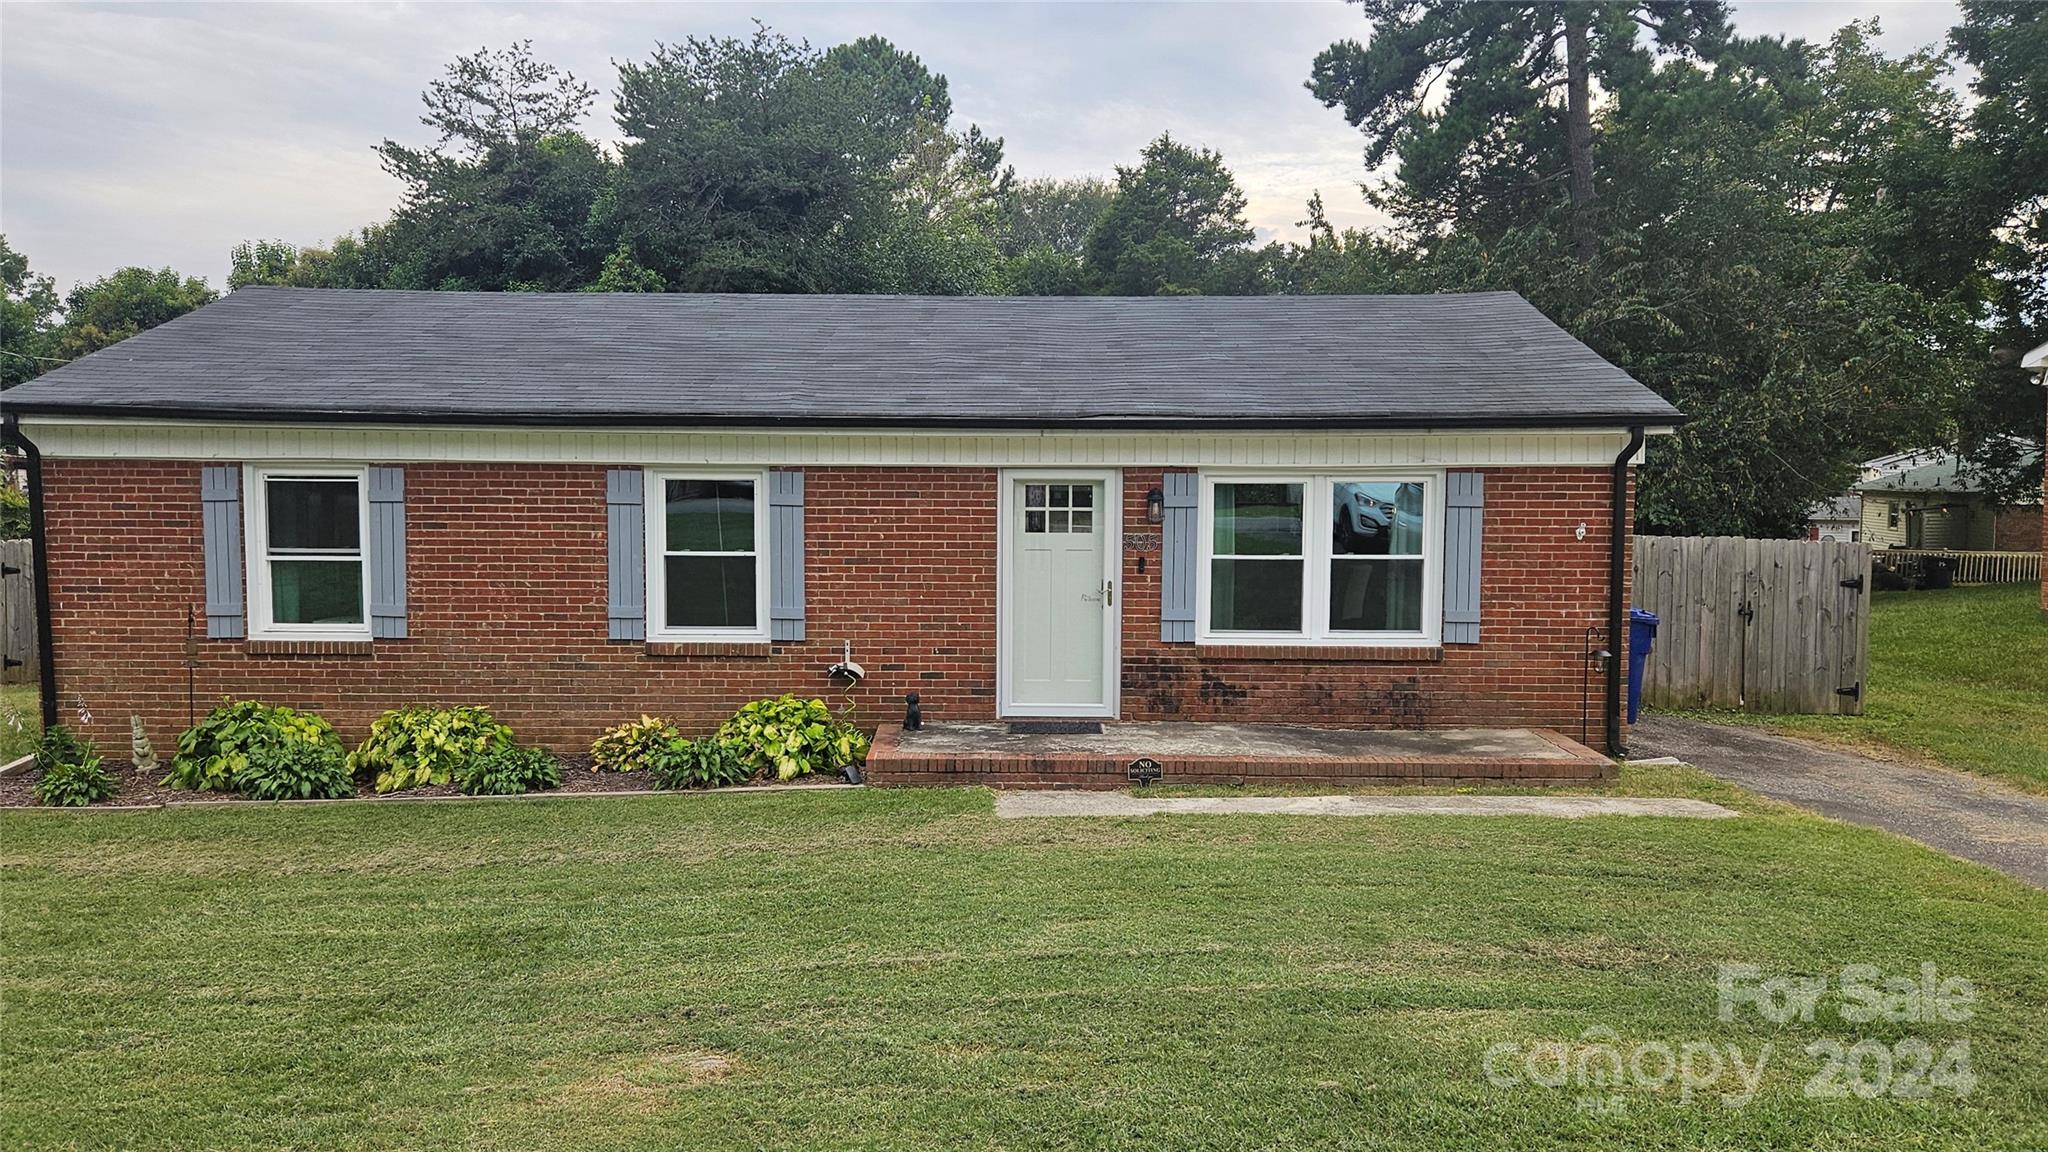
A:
[[590, 715, 680, 773], [717, 695, 869, 782], [167, 698, 343, 792], [347, 705, 515, 794]]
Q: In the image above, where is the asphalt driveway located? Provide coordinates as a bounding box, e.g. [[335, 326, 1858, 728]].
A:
[[1633, 714, 2048, 888]]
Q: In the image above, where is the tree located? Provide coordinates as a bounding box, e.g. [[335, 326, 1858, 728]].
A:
[[1083, 134, 1259, 295], [1304, 16, 1993, 535], [0, 236, 60, 388], [1309, 1, 1741, 260], [374, 42, 616, 291], [998, 177, 1115, 258], [48, 267, 216, 363], [1947, 0, 2048, 504], [611, 27, 901, 292], [820, 34, 954, 155], [228, 232, 390, 290], [610, 25, 1001, 294]]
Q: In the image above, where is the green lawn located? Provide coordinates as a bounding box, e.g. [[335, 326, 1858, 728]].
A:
[[4, 774, 2043, 1150], [1668, 583, 2048, 793]]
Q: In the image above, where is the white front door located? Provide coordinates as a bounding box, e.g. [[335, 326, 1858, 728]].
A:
[[1001, 472, 1117, 717]]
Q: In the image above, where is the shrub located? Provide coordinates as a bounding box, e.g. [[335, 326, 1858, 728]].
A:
[[348, 706, 514, 794], [717, 695, 869, 782], [235, 739, 354, 801], [454, 743, 562, 796], [167, 699, 343, 792], [590, 715, 679, 773], [647, 737, 753, 790], [34, 755, 113, 807], [34, 724, 94, 774]]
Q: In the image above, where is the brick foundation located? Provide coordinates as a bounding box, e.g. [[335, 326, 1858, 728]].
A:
[[41, 459, 1633, 761]]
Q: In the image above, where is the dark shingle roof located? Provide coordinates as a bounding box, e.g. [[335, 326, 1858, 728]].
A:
[[3, 287, 1682, 429]]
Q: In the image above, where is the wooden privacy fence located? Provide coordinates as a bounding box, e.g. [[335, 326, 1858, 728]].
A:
[[1876, 549, 2041, 586], [1, 541, 33, 685], [1632, 535, 1871, 715]]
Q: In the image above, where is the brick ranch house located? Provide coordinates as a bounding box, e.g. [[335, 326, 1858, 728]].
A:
[[4, 289, 1681, 770]]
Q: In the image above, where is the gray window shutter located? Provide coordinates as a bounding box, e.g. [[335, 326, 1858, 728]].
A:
[[606, 468, 646, 641], [1160, 471, 1198, 642], [1443, 472, 1484, 644], [769, 470, 806, 641], [200, 464, 245, 639], [367, 466, 408, 639]]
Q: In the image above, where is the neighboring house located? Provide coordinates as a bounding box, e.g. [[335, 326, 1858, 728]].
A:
[[3, 288, 1681, 762], [1806, 496, 1861, 543], [1853, 446, 2043, 552]]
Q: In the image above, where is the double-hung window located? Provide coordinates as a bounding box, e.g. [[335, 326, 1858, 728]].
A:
[[646, 470, 769, 642], [246, 466, 370, 641], [1199, 472, 1442, 646]]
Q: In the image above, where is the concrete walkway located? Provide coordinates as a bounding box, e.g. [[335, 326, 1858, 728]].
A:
[[1633, 715, 2048, 888], [995, 792, 1737, 820]]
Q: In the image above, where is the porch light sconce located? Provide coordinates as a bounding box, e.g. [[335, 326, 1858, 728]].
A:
[[1145, 488, 1165, 524]]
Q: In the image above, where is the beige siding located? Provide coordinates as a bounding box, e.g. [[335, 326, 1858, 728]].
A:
[[1862, 490, 1995, 550]]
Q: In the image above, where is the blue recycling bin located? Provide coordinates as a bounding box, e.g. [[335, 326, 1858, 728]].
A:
[[1627, 608, 1659, 724]]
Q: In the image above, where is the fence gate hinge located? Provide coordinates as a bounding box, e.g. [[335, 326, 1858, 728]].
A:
[[1838, 574, 1864, 592], [0, 563, 19, 578], [2, 657, 20, 671], [1835, 682, 1862, 700]]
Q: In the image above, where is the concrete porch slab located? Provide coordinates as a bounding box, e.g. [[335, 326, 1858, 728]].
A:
[[866, 721, 1614, 789], [995, 792, 1737, 819]]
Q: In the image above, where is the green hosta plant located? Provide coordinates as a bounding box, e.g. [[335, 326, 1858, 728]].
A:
[[590, 715, 679, 773], [717, 695, 869, 782], [349, 706, 514, 794], [236, 739, 354, 801], [647, 736, 753, 790], [34, 724, 94, 774], [454, 743, 562, 796], [34, 754, 113, 807], [167, 699, 343, 792]]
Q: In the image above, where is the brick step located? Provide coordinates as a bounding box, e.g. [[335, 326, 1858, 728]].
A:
[[866, 725, 1615, 790]]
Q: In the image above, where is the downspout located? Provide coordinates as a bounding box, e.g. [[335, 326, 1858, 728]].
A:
[[1, 413, 59, 730], [1606, 426, 1645, 758]]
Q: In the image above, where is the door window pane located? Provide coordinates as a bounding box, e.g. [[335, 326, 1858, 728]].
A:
[[1210, 559, 1304, 632], [267, 479, 359, 550], [666, 480, 754, 552], [1329, 559, 1424, 632], [1332, 481, 1424, 557], [665, 556, 757, 629], [1213, 483, 1303, 556], [270, 560, 363, 624]]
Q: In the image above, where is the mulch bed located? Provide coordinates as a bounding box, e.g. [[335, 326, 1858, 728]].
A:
[[0, 755, 848, 809]]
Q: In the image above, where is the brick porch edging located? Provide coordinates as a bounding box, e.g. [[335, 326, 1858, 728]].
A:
[[864, 725, 1617, 790]]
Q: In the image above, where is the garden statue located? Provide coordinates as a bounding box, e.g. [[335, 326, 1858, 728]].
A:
[[129, 715, 158, 773]]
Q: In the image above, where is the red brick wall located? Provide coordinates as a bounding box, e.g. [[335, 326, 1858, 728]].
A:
[[1993, 504, 2044, 553], [41, 459, 1631, 755], [1117, 467, 1628, 741]]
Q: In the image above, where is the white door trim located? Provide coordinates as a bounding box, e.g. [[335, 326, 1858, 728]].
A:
[[996, 467, 1122, 719]]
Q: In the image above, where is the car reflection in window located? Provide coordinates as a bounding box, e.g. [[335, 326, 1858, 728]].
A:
[[1333, 482, 1423, 557]]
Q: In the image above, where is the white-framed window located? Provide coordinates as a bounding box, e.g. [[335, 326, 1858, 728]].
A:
[[644, 469, 770, 642], [1197, 471, 1443, 646], [244, 465, 371, 641]]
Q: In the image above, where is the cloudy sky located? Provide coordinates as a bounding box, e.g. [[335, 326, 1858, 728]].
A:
[[2, 1, 1963, 292]]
